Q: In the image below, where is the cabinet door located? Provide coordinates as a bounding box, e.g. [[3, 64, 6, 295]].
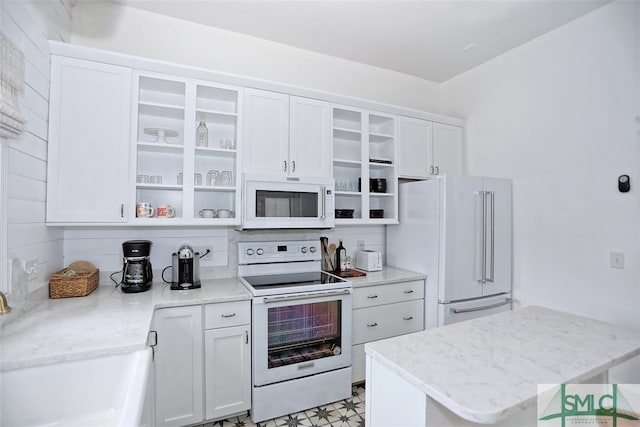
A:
[[432, 123, 463, 175], [47, 56, 131, 222], [398, 116, 432, 179], [153, 305, 204, 427], [289, 96, 332, 178], [204, 325, 251, 421], [242, 88, 289, 175]]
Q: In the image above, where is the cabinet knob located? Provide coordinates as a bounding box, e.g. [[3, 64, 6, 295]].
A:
[[367, 322, 378, 327], [367, 295, 378, 299], [435, 166, 440, 175], [221, 313, 237, 318], [120, 204, 124, 218], [403, 290, 414, 294], [430, 165, 435, 175], [283, 160, 287, 171], [292, 160, 296, 172], [403, 316, 414, 321]]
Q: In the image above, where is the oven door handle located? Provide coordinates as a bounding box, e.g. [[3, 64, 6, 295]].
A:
[[263, 289, 351, 303]]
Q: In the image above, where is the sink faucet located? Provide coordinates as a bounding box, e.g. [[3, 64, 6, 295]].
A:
[[0, 291, 11, 314]]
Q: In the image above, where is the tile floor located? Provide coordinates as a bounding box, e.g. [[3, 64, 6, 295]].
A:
[[203, 384, 366, 427]]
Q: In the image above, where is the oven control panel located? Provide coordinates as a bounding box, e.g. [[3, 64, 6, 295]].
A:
[[238, 240, 320, 264]]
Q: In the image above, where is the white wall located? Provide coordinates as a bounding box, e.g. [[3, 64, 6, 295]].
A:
[[69, 1, 440, 113], [441, 1, 639, 330], [0, 0, 73, 326]]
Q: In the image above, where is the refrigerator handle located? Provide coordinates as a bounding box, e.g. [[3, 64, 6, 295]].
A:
[[488, 191, 495, 283], [478, 191, 487, 284]]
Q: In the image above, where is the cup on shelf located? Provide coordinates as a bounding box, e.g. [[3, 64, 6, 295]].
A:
[[195, 173, 203, 186], [137, 174, 150, 184], [206, 170, 219, 186], [217, 171, 232, 186], [217, 209, 231, 218], [199, 208, 216, 218], [157, 204, 175, 218], [219, 139, 236, 149], [136, 202, 154, 218], [150, 175, 163, 184]]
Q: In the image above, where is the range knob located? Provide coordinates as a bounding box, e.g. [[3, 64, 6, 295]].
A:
[[246, 248, 254, 256], [256, 248, 264, 256], [301, 246, 308, 253], [309, 246, 317, 253]]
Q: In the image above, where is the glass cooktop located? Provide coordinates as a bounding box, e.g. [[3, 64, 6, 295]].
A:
[[242, 271, 348, 290]]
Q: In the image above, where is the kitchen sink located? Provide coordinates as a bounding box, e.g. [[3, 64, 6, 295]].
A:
[[0, 349, 152, 427]]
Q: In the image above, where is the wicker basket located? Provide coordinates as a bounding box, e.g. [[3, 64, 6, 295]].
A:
[[49, 261, 99, 299]]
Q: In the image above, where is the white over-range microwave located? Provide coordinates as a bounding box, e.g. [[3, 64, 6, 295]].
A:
[[241, 174, 335, 229]]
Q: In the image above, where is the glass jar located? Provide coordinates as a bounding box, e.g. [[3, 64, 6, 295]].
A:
[[196, 121, 208, 147]]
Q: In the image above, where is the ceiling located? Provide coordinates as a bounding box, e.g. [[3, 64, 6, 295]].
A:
[[109, 0, 612, 83]]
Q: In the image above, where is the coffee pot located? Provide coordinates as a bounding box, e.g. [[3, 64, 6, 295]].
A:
[[120, 240, 153, 293], [171, 245, 201, 290]]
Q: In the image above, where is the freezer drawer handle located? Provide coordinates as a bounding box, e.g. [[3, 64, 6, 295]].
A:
[[450, 298, 512, 314]]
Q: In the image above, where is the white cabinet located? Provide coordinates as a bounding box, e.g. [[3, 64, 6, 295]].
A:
[[398, 117, 463, 179], [243, 88, 332, 178], [46, 56, 131, 223], [351, 279, 424, 382], [204, 300, 251, 421], [151, 305, 204, 427], [132, 72, 242, 225], [332, 106, 398, 224]]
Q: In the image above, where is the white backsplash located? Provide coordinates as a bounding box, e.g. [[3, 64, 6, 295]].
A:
[[63, 225, 386, 284]]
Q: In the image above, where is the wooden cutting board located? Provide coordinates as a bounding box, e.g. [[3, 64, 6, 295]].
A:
[[331, 269, 366, 278]]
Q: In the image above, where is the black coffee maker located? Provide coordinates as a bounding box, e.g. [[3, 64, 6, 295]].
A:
[[171, 245, 201, 290], [121, 240, 153, 293]]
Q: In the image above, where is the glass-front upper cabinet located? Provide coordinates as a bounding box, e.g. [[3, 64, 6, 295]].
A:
[[131, 71, 242, 225], [332, 106, 398, 224]]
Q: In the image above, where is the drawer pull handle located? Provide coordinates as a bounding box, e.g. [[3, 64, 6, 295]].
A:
[[367, 322, 378, 327], [403, 290, 414, 294], [221, 313, 237, 318], [367, 295, 378, 299], [403, 316, 414, 320]]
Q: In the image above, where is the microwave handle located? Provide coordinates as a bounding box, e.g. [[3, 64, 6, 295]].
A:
[[320, 186, 326, 219]]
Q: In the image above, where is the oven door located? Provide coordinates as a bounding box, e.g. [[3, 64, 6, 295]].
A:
[[242, 175, 335, 229], [252, 289, 352, 386]]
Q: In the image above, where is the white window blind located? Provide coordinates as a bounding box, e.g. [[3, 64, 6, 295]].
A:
[[0, 32, 26, 140]]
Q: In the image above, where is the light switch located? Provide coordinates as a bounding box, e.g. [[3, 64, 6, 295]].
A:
[[610, 252, 624, 269]]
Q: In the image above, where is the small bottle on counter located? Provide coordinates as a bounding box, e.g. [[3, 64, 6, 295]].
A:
[[336, 239, 347, 271]]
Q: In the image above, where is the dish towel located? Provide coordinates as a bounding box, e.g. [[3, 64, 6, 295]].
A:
[[0, 32, 26, 140]]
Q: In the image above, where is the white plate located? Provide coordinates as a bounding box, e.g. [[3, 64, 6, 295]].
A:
[[144, 128, 179, 144]]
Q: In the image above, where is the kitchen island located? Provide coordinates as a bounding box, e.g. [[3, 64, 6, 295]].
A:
[[365, 306, 640, 426]]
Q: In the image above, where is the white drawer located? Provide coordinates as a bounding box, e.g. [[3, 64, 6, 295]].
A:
[[204, 300, 251, 329], [352, 299, 424, 345], [353, 280, 424, 309]]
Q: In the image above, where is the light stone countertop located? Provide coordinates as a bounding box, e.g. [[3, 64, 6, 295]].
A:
[[339, 266, 425, 288], [0, 278, 251, 371], [365, 305, 640, 424]]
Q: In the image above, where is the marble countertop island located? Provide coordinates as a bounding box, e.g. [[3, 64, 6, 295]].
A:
[[0, 279, 251, 371], [365, 306, 640, 425]]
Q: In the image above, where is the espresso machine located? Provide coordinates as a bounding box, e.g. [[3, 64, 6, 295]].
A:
[[120, 240, 153, 293], [171, 245, 201, 290]]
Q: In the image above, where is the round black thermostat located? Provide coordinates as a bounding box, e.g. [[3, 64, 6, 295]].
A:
[[618, 175, 630, 192]]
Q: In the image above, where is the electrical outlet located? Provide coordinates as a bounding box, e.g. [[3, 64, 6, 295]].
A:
[[195, 246, 214, 263], [610, 251, 624, 269], [24, 259, 38, 280]]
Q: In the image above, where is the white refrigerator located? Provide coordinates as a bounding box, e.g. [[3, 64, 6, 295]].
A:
[[387, 174, 513, 328]]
